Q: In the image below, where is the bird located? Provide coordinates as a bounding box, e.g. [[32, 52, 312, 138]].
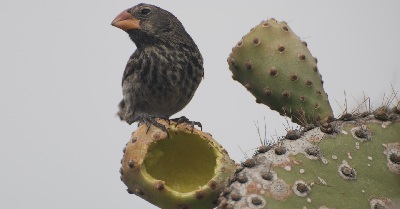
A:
[[111, 3, 204, 131]]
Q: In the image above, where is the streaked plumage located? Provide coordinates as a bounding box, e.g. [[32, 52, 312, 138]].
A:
[[112, 3, 203, 125]]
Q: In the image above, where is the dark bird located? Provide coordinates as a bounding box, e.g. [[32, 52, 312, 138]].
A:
[[111, 3, 204, 131]]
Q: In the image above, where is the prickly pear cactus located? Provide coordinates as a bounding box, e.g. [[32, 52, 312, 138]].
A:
[[218, 111, 400, 209], [120, 120, 236, 209], [228, 18, 333, 125]]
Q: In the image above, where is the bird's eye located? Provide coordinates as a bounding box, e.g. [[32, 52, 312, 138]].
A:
[[140, 8, 151, 15]]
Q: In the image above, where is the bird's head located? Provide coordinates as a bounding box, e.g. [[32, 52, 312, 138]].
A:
[[111, 3, 192, 48]]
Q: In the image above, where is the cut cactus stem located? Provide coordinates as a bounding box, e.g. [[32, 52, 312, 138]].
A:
[[228, 18, 333, 125], [120, 120, 236, 209]]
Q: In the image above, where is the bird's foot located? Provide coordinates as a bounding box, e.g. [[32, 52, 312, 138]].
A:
[[171, 116, 202, 132], [127, 113, 169, 134]]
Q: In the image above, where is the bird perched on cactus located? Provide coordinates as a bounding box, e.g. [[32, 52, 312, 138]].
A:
[[112, 3, 204, 130]]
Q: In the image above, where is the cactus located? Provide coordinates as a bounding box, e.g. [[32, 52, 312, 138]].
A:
[[228, 19, 333, 125], [217, 113, 400, 209], [120, 120, 236, 209]]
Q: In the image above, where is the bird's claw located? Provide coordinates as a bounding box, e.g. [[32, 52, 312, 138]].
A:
[[128, 113, 169, 134], [171, 116, 202, 132]]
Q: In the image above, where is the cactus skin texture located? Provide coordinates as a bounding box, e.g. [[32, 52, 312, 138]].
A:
[[218, 111, 400, 209], [120, 120, 236, 209], [228, 19, 333, 125]]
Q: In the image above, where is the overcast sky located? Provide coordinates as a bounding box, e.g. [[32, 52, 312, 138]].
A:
[[1, 0, 399, 209]]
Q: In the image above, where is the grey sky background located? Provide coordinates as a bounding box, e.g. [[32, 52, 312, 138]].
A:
[[1, 0, 399, 208]]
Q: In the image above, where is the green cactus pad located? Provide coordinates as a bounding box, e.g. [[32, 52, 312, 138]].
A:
[[218, 115, 400, 209], [228, 19, 333, 125], [120, 120, 236, 209]]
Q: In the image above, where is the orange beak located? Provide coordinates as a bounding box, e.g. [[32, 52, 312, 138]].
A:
[[111, 10, 140, 31]]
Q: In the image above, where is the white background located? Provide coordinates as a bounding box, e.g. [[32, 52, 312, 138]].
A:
[[1, 0, 399, 208]]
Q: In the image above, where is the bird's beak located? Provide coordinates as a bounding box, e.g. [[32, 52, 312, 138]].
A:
[[111, 9, 140, 31]]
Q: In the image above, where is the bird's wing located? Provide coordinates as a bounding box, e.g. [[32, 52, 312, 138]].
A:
[[122, 52, 139, 85]]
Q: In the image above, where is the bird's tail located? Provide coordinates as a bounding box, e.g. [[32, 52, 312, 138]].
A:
[[117, 99, 126, 121]]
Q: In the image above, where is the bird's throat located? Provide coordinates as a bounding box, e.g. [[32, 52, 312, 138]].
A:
[[128, 29, 160, 49]]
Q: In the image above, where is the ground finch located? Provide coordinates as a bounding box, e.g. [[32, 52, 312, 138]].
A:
[[112, 3, 204, 130]]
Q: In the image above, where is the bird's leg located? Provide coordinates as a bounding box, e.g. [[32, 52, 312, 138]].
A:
[[128, 113, 169, 134], [158, 115, 171, 125], [171, 116, 202, 132]]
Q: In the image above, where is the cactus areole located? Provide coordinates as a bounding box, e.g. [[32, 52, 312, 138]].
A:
[[120, 120, 236, 209]]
